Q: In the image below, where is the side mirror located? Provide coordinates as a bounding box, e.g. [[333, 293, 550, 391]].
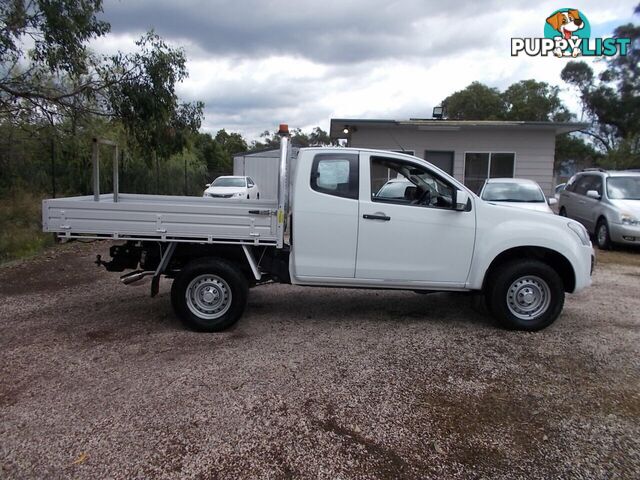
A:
[[205, 183, 211, 188], [548, 197, 558, 206], [586, 190, 601, 200], [454, 190, 470, 211]]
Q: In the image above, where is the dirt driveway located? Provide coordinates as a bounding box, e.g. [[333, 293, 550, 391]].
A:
[[1, 242, 639, 479]]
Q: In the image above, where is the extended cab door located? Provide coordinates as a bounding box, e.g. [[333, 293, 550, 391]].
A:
[[356, 153, 476, 285], [291, 152, 360, 277]]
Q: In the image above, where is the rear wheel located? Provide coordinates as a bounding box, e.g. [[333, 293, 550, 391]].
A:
[[596, 218, 612, 250], [486, 260, 564, 331], [171, 258, 248, 331]]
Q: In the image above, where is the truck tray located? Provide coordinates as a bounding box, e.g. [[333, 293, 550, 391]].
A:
[[43, 193, 279, 245]]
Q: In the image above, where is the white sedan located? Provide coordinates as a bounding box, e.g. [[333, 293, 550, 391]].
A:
[[203, 176, 260, 200], [479, 178, 556, 213]]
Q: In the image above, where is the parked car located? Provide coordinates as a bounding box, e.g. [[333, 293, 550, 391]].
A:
[[559, 168, 640, 249], [554, 183, 566, 201], [479, 178, 555, 214], [375, 176, 452, 207], [203, 176, 260, 199]]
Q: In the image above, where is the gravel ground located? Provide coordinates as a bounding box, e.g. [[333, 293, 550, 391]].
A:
[[1, 242, 639, 479]]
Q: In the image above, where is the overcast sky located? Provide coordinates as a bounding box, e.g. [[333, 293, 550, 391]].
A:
[[94, 0, 638, 140]]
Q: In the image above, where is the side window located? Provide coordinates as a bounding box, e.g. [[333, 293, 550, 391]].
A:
[[247, 177, 255, 187], [591, 176, 603, 195], [565, 175, 578, 192], [370, 156, 455, 209], [573, 175, 594, 195], [310, 153, 359, 199]]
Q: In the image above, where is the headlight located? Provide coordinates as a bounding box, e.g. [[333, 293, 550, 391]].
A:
[[621, 214, 639, 226], [567, 222, 591, 246], [231, 192, 244, 198]]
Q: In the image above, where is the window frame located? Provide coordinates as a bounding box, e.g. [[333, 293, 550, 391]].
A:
[[369, 155, 457, 210], [462, 151, 517, 191], [310, 153, 359, 200]]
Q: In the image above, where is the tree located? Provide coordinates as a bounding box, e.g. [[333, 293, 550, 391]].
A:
[[214, 129, 247, 156], [439, 80, 595, 170], [107, 32, 204, 192], [503, 80, 570, 121], [560, 4, 640, 167], [0, 0, 111, 119], [441, 82, 505, 120], [250, 126, 332, 151]]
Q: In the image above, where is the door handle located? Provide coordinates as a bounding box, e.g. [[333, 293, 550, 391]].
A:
[[363, 214, 391, 221]]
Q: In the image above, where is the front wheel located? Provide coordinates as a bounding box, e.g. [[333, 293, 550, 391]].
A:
[[559, 207, 567, 217], [596, 218, 612, 250], [486, 260, 564, 331], [171, 258, 248, 331]]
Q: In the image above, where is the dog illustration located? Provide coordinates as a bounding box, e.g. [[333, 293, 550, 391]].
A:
[[546, 9, 584, 57]]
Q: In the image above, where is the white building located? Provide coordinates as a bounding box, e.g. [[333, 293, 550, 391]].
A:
[[329, 118, 586, 195]]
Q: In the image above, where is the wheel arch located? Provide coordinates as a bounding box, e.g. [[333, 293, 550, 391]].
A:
[[168, 244, 255, 282], [482, 246, 576, 293]]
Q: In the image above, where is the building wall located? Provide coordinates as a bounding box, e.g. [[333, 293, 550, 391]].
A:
[[349, 127, 557, 195]]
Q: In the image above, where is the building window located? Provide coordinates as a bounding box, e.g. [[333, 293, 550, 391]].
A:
[[425, 150, 454, 175], [464, 152, 515, 193]]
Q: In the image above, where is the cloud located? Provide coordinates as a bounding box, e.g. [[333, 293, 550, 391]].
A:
[[95, 0, 638, 139]]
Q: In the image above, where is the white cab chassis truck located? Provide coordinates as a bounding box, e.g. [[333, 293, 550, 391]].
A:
[[43, 125, 594, 332]]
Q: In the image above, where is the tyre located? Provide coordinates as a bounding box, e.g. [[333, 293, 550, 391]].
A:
[[171, 258, 248, 332], [486, 260, 564, 331], [596, 218, 612, 250], [257, 193, 260, 200], [559, 207, 567, 217]]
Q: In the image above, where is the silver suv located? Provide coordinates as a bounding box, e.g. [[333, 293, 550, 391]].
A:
[[559, 169, 640, 249]]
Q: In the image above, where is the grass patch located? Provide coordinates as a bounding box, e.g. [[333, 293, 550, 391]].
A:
[[0, 190, 55, 264]]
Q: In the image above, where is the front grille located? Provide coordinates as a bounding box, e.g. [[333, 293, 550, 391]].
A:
[[208, 193, 234, 198]]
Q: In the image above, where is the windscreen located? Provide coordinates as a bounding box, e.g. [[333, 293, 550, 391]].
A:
[[607, 177, 640, 200], [212, 177, 246, 187], [482, 182, 545, 202]]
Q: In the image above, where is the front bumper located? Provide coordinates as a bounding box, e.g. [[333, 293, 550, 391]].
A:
[[610, 223, 640, 244], [573, 244, 595, 293]]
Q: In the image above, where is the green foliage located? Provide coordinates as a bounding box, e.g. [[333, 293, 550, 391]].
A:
[[1, 0, 109, 74], [560, 6, 640, 166], [0, 0, 111, 118], [503, 80, 570, 122], [441, 82, 505, 120], [250, 126, 333, 150], [107, 32, 204, 161], [0, 189, 54, 263], [555, 133, 601, 170], [442, 80, 570, 122]]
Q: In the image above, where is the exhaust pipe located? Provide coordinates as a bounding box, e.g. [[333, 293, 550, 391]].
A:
[[120, 270, 155, 285]]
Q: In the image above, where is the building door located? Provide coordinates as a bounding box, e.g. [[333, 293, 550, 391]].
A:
[[425, 150, 454, 175]]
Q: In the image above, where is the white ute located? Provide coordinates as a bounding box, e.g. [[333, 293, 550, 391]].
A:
[[42, 125, 594, 332]]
